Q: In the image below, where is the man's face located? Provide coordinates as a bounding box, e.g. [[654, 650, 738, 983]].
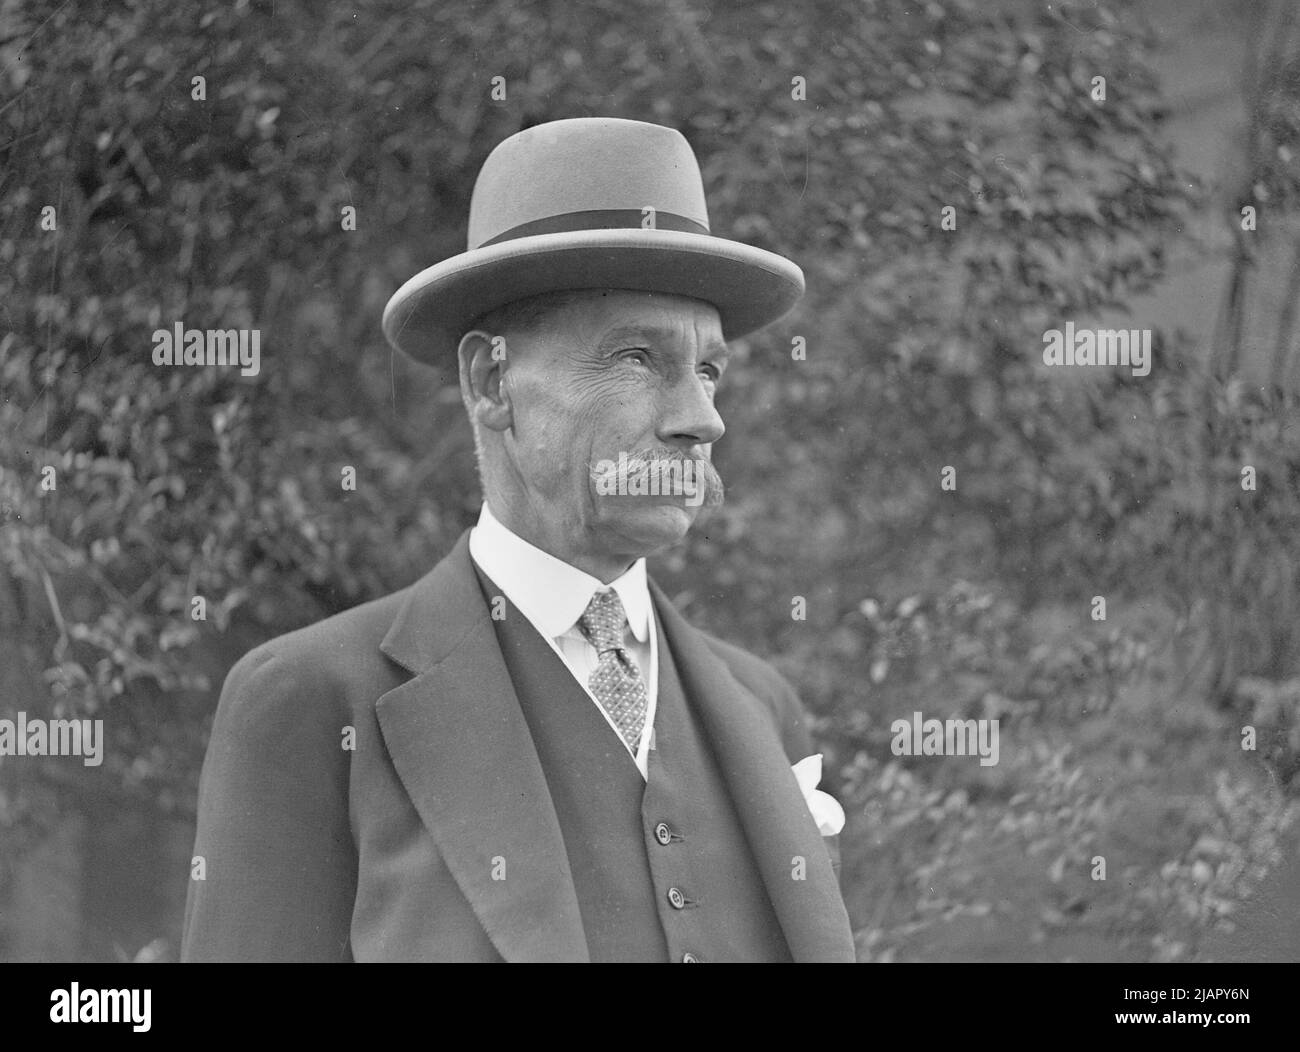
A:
[[494, 289, 728, 567]]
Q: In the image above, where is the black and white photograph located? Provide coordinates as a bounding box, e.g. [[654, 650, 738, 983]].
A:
[[1, 0, 1298, 1026]]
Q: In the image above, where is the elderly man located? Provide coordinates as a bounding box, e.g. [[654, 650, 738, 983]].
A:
[[182, 117, 855, 962]]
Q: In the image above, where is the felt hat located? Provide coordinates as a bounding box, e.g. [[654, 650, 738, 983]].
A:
[[382, 117, 804, 364]]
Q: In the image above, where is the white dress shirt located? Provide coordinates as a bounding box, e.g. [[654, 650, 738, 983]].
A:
[[468, 502, 658, 778]]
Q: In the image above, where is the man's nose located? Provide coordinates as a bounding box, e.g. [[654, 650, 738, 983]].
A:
[[656, 370, 725, 447]]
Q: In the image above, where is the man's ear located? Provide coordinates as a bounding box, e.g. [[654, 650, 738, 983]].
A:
[[457, 329, 513, 433]]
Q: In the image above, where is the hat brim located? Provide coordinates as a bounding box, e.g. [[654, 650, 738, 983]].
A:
[[381, 228, 804, 365]]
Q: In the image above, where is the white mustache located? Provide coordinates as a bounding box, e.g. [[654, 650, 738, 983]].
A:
[[588, 449, 724, 508]]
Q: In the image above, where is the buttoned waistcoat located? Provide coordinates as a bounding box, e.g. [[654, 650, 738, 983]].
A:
[[479, 560, 791, 961]]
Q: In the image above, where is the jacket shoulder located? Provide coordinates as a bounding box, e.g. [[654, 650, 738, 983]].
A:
[[691, 624, 815, 760], [221, 586, 413, 711]]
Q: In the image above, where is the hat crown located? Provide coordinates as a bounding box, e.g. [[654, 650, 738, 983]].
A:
[[466, 118, 711, 249]]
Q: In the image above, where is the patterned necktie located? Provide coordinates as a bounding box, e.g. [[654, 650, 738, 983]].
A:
[[576, 589, 648, 752]]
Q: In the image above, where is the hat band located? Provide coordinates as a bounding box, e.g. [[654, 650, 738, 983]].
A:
[[477, 208, 709, 248]]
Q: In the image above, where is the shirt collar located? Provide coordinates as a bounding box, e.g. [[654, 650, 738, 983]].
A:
[[468, 502, 651, 642]]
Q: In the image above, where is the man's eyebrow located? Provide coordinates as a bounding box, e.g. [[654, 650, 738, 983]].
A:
[[596, 325, 731, 360]]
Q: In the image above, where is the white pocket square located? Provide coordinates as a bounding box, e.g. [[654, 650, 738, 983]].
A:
[[791, 753, 846, 836]]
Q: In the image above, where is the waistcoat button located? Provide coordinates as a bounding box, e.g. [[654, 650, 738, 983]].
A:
[[654, 822, 673, 845], [667, 886, 686, 909]]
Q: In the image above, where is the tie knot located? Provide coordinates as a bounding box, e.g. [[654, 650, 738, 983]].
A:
[[577, 589, 629, 655]]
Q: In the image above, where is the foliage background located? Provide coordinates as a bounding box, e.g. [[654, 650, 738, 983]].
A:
[[2, 0, 1298, 960]]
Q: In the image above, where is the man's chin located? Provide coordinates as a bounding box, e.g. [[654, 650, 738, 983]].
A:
[[597, 498, 700, 552]]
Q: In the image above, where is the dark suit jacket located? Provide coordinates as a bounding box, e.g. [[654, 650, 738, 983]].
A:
[[181, 530, 856, 961]]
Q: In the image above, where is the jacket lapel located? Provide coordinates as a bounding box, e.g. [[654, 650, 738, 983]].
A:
[[649, 580, 857, 963], [375, 530, 589, 962]]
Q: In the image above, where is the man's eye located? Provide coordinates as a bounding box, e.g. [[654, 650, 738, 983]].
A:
[[620, 349, 650, 366], [699, 363, 720, 382]]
